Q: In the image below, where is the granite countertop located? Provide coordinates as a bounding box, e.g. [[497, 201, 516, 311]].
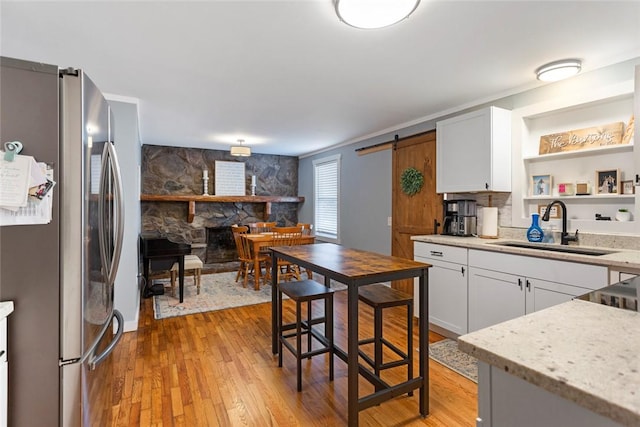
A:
[[411, 234, 640, 270], [458, 300, 640, 426], [0, 301, 14, 320]]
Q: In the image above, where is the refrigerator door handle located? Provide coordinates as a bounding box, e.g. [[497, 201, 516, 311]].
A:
[[88, 309, 124, 371], [98, 142, 110, 285], [106, 141, 125, 284], [98, 141, 125, 286]]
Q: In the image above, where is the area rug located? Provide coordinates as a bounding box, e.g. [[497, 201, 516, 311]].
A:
[[153, 271, 347, 320], [429, 339, 478, 383], [153, 271, 275, 319]]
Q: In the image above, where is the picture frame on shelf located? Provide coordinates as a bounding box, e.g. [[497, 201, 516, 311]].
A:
[[538, 204, 560, 219], [621, 180, 635, 195], [575, 182, 591, 195], [530, 174, 552, 196], [595, 169, 620, 195]]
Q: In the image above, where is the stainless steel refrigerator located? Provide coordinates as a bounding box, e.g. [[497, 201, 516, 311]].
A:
[[0, 57, 124, 426]]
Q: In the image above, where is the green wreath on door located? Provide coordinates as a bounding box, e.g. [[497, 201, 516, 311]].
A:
[[400, 167, 424, 196]]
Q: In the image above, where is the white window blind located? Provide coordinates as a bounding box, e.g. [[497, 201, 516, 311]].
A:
[[313, 154, 340, 241]]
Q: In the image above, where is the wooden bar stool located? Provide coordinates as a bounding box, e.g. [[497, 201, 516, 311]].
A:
[[277, 279, 335, 392], [358, 284, 413, 394], [170, 254, 203, 296]]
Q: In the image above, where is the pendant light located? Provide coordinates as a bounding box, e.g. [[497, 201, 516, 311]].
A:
[[334, 0, 420, 29], [536, 59, 582, 82], [230, 139, 251, 157]]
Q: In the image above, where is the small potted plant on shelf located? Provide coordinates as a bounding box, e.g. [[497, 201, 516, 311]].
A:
[[615, 208, 632, 222]]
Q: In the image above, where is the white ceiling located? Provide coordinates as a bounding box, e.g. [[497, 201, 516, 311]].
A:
[[2, 1, 639, 157]]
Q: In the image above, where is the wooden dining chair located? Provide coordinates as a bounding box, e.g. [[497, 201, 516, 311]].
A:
[[271, 226, 304, 282], [296, 223, 313, 235], [248, 221, 277, 234], [232, 224, 270, 288], [296, 223, 314, 279]]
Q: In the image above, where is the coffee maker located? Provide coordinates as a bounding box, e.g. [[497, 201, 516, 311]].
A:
[[442, 199, 477, 236]]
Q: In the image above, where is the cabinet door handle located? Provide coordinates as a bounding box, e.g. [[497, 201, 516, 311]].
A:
[[518, 278, 523, 290], [430, 251, 443, 257], [526, 280, 531, 291], [0, 350, 4, 358], [461, 266, 465, 276]]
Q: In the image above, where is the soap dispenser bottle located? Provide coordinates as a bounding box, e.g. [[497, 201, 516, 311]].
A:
[[527, 213, 544, 243]]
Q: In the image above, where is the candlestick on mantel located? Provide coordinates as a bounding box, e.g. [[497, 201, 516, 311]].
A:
[[203, 169, 208, 179], [203, 177, 209, 195], [251, 175, 256, 186]]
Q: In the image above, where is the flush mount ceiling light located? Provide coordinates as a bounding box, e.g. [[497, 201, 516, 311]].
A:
[[536, 59, 582, 82], [230, 139, 251, 157], [334, 0, 420, 29]]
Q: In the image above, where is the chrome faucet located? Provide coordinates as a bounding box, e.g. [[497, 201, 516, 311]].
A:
[[541, 200, 578, 245]]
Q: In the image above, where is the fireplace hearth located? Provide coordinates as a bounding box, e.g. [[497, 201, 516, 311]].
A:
[[206, 226, 237, 264]]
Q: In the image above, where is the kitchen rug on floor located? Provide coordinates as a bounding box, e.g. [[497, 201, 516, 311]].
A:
[[429, 338, 478, 383]]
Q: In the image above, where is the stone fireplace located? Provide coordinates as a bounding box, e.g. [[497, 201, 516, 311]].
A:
[[140, 145, 302, 269]]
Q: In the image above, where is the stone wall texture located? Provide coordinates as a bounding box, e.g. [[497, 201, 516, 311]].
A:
[[141, 145, 300, 259]]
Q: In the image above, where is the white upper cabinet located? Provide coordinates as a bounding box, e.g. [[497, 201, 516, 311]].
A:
[[436, 106, 512, 193]]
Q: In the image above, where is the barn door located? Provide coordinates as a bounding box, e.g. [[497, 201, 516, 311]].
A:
[[391, 131, 442, 294]]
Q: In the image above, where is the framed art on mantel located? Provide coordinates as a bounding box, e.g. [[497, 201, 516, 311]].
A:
[[214, 161, 246, 195]]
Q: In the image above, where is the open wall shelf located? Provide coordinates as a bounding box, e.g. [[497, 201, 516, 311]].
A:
[[140, 194, 305, 223], [511, 79, 638, 234]]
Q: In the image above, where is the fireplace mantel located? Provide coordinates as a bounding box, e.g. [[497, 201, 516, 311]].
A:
[[140, 194, 305, 223]]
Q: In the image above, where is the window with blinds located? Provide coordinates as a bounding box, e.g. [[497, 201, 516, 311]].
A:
[[313, 154, 340, 242]]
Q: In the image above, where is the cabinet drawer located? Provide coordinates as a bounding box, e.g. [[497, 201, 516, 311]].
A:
[[414, 242, 468, 265]]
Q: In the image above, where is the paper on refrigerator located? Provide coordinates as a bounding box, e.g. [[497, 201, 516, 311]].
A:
[[0, 160, 54, 226], [0, 154, 33, 208]]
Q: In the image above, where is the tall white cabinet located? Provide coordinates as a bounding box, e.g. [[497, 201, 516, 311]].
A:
[[436, 106, 512, 193]]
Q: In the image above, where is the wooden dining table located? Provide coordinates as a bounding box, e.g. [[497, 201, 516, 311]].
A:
[[241, 232, 315, 289], [270, 243, 431, 426]]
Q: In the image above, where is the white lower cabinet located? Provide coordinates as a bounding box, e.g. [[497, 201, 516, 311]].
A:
[[468, 268, 524, 332], [414, 242, 468, 335], [1, 317, 7, 427], [414, 242, 610, 335], [468, 249, 608, 332]]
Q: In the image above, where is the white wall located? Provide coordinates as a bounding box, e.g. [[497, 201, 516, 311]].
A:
[[298, 140, 393, 254], [109, 99, 141, 332], [298, 57, 640, 254]]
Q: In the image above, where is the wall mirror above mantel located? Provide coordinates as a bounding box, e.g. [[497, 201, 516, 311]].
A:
[[511, 77, 639, 235]]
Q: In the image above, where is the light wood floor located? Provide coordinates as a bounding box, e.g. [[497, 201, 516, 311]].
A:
[[110, 287, 477, 426]]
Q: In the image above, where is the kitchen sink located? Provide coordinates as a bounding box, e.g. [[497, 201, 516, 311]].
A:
[[490, 241, 617, 256]]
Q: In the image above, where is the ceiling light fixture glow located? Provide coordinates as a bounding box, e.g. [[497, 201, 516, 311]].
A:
[[230, 139, 251, 157], [335, 0, 420, 29], [536, 59, 582, 82]]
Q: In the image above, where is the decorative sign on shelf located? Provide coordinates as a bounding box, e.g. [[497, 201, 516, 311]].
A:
[[214, 161, 245, 196], [538, 121, 625, 155]]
